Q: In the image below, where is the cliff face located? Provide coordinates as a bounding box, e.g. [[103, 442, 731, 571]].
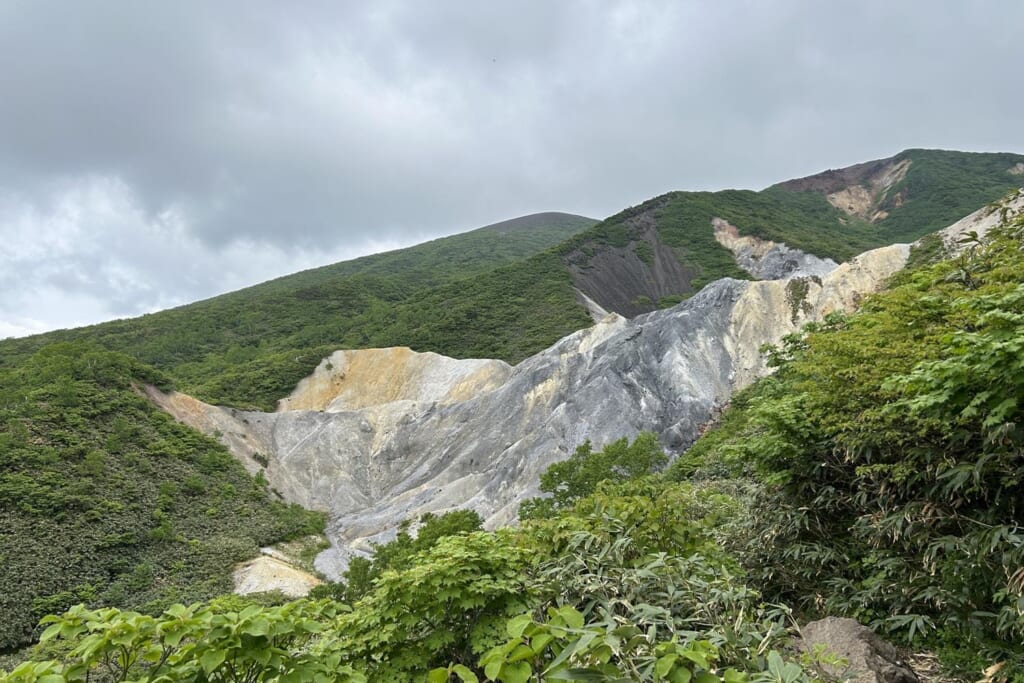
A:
[[772, 154, 912, 222], [149, 196, 1024, 581], [149, 239, 919, 580], [711, 217, 838, 280]]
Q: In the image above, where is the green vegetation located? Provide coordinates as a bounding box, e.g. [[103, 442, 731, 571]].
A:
[[669, 207, 1024, 675], [767, 149, 1024, 254], [519, 432, 667, 519], [876, 149, 1024, 242], [310, 509, 484, 604], [0, 343, 323, 652], [3, 154, 1024, 681], [558, 151, 1024, 320], [0, 214, 595, 410], [4, 468, 806, 682], [657, 189, 864, 263], [346, 251, 594, 368]]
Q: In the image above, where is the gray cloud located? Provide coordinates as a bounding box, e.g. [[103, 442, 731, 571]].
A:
[[2, 0, 1024, 336]]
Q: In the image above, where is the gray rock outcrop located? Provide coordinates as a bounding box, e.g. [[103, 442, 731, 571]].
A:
[[149, 235, 912, 579], [712, 217, 838, 280], [797, 617, 918, 683]]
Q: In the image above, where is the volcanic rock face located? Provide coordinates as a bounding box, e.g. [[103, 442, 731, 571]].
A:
[[712, 217, 838, 280], [150, 234, 915, 579], [234, 554, 323, 598], [566, 219, 698, 318]]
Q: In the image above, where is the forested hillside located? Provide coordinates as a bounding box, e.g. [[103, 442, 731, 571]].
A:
[[0, 213, 595, 410], [0, 343, 323, 652]]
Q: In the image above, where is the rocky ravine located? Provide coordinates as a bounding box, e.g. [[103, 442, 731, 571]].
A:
[[148, 199, 1021, 581]]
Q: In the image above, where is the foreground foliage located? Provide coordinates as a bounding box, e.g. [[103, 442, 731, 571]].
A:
[[671, 201, 1024, 674], [519, 432, 667, 519], [310, 509, 484, 604], [3, 476, 810, 682]]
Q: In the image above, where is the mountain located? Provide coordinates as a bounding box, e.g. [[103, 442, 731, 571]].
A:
[[564, 148, 1024, 317], [155, 194, 1024, 578], [771, 148, 1024, 241], [3, 150, 1020, 414], [1, 150, 1022, 661]]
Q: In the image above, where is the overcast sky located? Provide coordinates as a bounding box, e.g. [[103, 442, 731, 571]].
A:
[[2, 0, 1023, 338]]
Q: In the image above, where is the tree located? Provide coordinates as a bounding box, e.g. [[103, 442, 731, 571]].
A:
[[519, 432, 667, 519]]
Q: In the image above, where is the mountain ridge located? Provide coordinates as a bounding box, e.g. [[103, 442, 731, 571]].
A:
[[3, 149, 1021, 414]]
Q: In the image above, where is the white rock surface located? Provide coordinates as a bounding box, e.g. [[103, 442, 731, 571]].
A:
[[233, 554, 322, 597], [935, 189, 1024, 252]]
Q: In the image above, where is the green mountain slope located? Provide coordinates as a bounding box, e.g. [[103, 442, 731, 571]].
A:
[[0, 343, 323, 651], [567, 149, 1024, 316], [9, 207, 1024, 678], [0, 213, 595, 410], [770, 148, 1024, 244], [667, 198, 1024, 671]]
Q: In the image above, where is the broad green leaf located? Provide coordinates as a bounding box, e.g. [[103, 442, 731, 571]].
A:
[[500, 660, 531, 683], [507, 614, 533, 638], [428, 667, 451, 683], [199, 648, 227, 674], [452, 664, 480, 683], [669, 667, 693, 683]]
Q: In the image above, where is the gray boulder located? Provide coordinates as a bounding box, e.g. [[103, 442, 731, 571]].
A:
[[797, 617, 919, 683]]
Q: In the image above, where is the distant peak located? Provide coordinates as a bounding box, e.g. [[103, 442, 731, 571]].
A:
[[771, 153, 901, 196], [476, 212, 597, 233]]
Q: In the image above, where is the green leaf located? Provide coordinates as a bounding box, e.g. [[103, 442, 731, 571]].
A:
[[452, 664, 480, 683], [680, 650, 709, 670], [507, 614, 533, 638], [39, 623, 62, 642], [428, 668, 451, 683], [508, 644, 535, 663], [669, 668, 693, 683], [722, 668, 746, 683], [199, 648, 227, 674], [556, 605, 584, 630], [500, 661, 531, 683], [242, 617, 271, 636], [656, 654, 678, 677]]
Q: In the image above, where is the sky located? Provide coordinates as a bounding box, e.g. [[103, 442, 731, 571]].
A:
[[2, 1, 1023, 338]]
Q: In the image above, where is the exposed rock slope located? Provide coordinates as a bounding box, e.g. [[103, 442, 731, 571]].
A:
[[937, 188, 1024, 249], [151, 237, 917, 578], [712, 217, 837, 280], [566, 216, 698, 318], [151, 199, 1024, 580], [234, 554, 322, 598], [773, 154, 911, 222]]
